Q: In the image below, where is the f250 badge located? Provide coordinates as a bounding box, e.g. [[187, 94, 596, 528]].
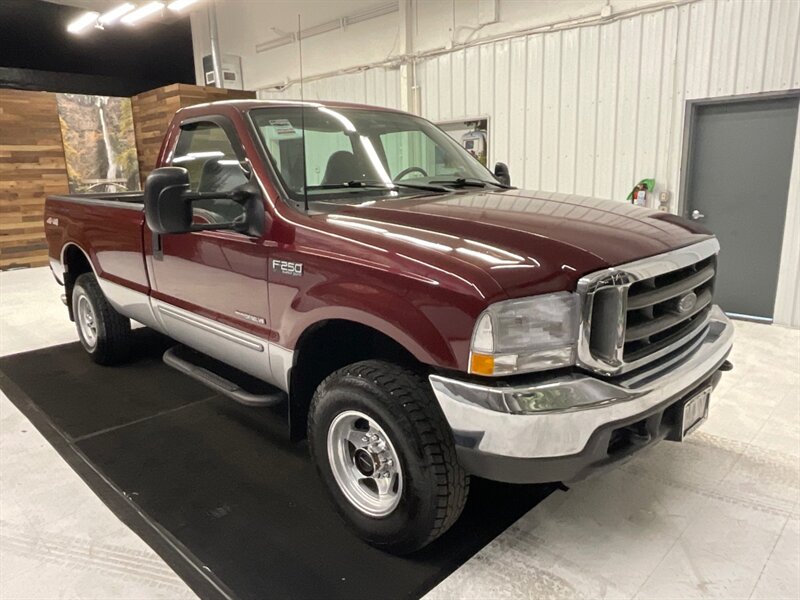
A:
[[272, 259, 303, 277]]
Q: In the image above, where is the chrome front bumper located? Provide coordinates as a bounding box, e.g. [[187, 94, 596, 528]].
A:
[[430, 306, 733, 463]]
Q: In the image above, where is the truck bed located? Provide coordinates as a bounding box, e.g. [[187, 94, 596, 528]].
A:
[[45, 192, 150, 294], [46, 191, 145, 209]]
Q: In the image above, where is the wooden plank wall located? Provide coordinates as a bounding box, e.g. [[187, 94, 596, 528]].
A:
[[0, 84, 254, 270], [0, 89, 69, 270], [131, 83, 255, 183]]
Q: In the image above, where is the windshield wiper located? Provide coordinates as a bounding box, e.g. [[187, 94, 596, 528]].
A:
[[429, 177, 512, 189], [305, 180, 451, 193]]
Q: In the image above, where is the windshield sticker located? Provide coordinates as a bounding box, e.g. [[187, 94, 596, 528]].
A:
[[268, 119, 298, 136]]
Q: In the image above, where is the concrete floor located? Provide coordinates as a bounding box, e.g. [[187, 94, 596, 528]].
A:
[[1, 267, 798, 599]]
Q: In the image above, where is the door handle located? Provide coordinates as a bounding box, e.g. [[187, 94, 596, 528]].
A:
[[690, 209, 705, 220]]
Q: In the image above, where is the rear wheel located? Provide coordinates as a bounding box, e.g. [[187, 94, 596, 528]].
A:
[[308, 360, 469, 554], [72, 273, 133, 365]]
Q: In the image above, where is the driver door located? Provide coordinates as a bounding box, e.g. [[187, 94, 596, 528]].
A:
[[146, 117, 275, 382]]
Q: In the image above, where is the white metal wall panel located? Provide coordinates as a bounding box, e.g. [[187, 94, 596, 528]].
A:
[[508, 37, 527, 188], [523, 35, 545, 190], [540, 31, 561, 193], [259, 0, 798, 202], [559, 28, 579, 194], [594, 20, 620, 199], [259, 68, 402, 110], [575, 25, 599, 197], [257, 0, 800, 324], [774, 118, 800, 328], [493, 40, 511, 167]]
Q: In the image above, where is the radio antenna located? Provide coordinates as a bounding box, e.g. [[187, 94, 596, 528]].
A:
[[297, 14, 309, 213]]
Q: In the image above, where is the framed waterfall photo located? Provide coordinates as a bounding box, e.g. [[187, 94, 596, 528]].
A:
[[55, 94, 141, 193]]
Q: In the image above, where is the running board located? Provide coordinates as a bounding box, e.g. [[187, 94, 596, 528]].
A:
[[163, 346, 286, 407]]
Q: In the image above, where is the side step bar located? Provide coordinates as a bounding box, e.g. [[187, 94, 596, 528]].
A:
[[163, 346, 286, 407]]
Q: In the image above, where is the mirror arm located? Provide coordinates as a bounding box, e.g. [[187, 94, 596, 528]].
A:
[[184, 190, 250, 204], [188, 222, 246, 233]]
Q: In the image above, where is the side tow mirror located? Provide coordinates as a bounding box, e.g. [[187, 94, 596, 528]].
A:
[[144, 167, 192, 234], [494, 162, 511, 187]]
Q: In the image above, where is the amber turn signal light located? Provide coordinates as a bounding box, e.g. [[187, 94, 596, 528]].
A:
[[470, 353, 495, 376]]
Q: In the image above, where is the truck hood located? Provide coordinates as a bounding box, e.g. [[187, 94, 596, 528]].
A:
[[320, 189, 712, 299]]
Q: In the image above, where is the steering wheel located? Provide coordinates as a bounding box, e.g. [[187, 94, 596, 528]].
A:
[[394, 166, 428, 180]]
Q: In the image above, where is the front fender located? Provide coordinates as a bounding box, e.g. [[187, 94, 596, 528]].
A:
[[277, 276, 484, 372]]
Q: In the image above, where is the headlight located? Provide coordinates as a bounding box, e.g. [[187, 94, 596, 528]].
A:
[[469, 292, 579, 376]]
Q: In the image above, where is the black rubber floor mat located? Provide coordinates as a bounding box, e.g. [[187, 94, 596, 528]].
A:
[[0, 335, 555, 600]]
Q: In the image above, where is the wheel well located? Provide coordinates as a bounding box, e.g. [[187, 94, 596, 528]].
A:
[[62, 245, 93, 320], [288, 320, 422, 441]]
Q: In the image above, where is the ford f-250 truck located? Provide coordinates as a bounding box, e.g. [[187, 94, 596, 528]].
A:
[[44, 100, 733, 553]]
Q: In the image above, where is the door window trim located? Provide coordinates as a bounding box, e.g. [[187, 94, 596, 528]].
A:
[[172, 114, 248, 164]]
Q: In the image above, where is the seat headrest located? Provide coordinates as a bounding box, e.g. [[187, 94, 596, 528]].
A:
[[322, 150, 366, 185], [198, 159, 248, 193]]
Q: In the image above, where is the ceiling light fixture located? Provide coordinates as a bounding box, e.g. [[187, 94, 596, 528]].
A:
[[66, 11, 100, 34], [99, 3, 136, 25], [168, 0, 199, 12], [121, 1, 165, 25]]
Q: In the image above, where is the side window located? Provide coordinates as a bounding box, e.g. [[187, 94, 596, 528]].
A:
[[171, 122, 249, 225]]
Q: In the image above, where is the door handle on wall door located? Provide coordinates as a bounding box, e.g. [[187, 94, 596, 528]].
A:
[[690, 209, 705, 220]]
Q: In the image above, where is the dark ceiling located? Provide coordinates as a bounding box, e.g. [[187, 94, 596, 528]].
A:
[[0, 0, 195, 96]]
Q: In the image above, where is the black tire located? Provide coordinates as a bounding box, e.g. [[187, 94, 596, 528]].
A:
[[72, 273, 133, 365], [308, 360, 469, 554]]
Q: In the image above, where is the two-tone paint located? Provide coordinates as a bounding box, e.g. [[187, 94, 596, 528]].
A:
[[44, 100, 713, 393]]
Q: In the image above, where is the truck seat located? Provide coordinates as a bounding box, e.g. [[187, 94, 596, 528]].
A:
[[198, 159, 248, 193], [322, 151, 367, 185], [195, 159, 249, 223]]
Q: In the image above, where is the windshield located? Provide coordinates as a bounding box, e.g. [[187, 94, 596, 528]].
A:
[[250, 106, 499, 205]]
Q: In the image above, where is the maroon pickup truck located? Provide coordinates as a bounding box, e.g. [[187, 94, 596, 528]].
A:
[[44, 100, 733, 553]]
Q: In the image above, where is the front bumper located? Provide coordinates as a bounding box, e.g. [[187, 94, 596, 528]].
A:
[[429, 305, 734, 484]]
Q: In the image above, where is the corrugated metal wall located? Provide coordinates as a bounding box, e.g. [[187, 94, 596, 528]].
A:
[[258, 0, 800, 324], [412, 0, 799, 203], [261, 68, 403, 110]]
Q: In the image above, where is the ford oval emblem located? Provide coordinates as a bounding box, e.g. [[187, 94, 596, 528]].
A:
[[677, 292, 697, 314]]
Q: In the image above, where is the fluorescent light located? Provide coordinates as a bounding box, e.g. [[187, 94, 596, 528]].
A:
[[168, 0, 199, 11], [99, 3, 135, 25], [67, 11, 99, 34], [121, 2, 164, 25], [172, 151, 225, 163]]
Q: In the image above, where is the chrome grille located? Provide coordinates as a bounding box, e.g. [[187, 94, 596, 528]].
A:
[[624, 255, 715, 361], [576, 238, 720, 376]]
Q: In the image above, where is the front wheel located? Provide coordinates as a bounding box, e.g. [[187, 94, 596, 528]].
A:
[[308, 360, 469, 554]]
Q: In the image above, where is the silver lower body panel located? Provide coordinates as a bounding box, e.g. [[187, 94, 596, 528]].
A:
[[97, 277, 292, 392]]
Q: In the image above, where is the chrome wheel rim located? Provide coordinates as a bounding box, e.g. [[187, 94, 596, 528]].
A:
[[77, 294, 98, 349], [327, 410, 403, 517]]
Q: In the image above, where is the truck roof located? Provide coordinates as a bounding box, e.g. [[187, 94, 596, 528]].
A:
[[175, 98, 407, 119]]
